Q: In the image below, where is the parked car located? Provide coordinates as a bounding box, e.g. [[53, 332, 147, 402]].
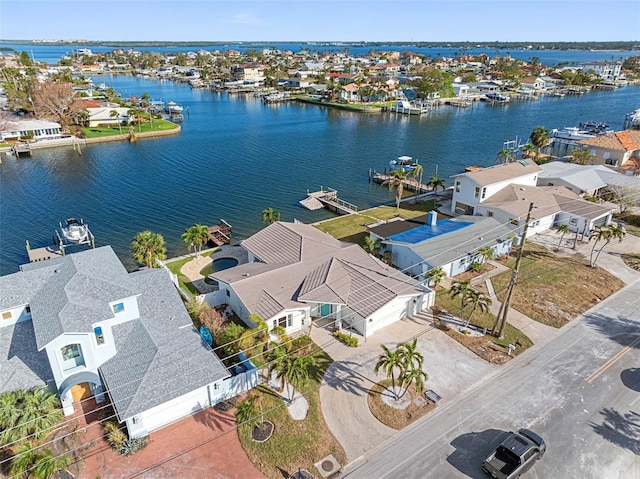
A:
[[482, 429, 545, 479]]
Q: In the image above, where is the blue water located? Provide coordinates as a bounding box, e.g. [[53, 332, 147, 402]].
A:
[[388, 219, 472, 244], [2, 42, 638, 67], [0, 74, 638, 275]]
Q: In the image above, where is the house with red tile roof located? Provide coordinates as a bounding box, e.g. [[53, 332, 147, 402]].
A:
[[576, 130, 640, 172]]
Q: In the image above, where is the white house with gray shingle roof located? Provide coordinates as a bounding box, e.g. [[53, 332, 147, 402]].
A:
[[0, 246, 233, 439], [209, 222, 434, 338]]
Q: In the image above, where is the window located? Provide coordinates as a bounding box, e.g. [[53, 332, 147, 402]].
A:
[[26, 306, 31, 313], [287, 314, 293, 327], [481, 187, 486, 199], [589, 148, 596, 156], [455, 181, 461, 193], [94, 326, 105, 345], [474, 186, 480, 198], [225, 290, 230, 297], [2, 311, 11, 320], [111, 302, 125, 314], [487, 211, 494, 217], [603, 152, 610, 160], [60, 344, 85, 371]]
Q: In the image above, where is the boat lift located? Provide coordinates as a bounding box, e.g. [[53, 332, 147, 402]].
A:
[[54, 218, 96, 255]]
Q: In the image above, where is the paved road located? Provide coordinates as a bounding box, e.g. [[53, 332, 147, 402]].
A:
[[342, 280, 640, 479]]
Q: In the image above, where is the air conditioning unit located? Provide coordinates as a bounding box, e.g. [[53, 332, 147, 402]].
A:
[[314, 454, 341, 478]]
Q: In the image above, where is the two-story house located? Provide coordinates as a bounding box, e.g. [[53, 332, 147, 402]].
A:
[[207, 222, 434, 339], [231, 63, 266, 84], [0, 246, 232, 439], [576, 129, 640, 172]]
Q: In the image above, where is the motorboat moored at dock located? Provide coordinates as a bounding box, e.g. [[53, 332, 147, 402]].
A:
[[389, 155, 419, 172], [60, 218, 89, 244]]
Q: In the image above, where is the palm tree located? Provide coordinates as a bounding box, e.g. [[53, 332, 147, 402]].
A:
[[109, 109, 122, 134], [261, 207, 281, 225], [530, 126, 550, 156], [131, 230, 166, 268], [382, 168, 408, 212], [463, 289, 492, 327], [127, 108, 141, 133], [286, 355, 316, 400], [427, 174, 445, 197], [363, 236, 380, 255], [374, 344, 405, 399], [10, 445, 70, 479], [235, 395, 260, 429], [181, 224, 209, 258], [592, 225, 625, 267], [409, 164, 424, 199], [522, 142, 536, 159], [398, 366, 429, 399], [556, 224, 571, 251], [0, 388, 64, 445], [399, 339, 424, 370], [74, 108, 89, 127], [425, 266, 445, 288], [495, 148, 517, 164], [589, 226, 608, 268], [449, 279, 471, 320], [476, 246, 496, 264], [268, 351, 315, 401]]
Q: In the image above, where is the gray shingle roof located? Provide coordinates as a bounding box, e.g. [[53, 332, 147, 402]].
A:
[[100, 268, 229, 421], [452, 161, 542, 186]]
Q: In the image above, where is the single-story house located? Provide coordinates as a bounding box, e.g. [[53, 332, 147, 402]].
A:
[[208, 222, 434, 339], [369, 212, 517, 280], [86, 107, 132, 127], [0, 119, 63, 141], [0, 246, 242, 440]]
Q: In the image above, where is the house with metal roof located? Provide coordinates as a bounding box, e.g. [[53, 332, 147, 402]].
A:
[[208, 222, 434, 339], [368, 212, 517, 280], [0, 246, 233, 439]]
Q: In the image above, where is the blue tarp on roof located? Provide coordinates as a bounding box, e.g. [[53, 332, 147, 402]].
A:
[[388, 219, 472, 244]]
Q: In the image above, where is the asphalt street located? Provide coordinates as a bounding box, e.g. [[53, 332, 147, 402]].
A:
[[342, 280, 640, 479]]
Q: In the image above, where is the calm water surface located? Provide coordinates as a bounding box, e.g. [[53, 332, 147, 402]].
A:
[[0, 75, 638, 274]]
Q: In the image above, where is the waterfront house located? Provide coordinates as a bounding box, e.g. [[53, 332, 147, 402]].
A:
[[575, 130, 640, 171], [231, 63, 266, 84], [86, 107, 131, 127], [579, 61, 623, 82], [0, 119, 62, 142], [0, 246, 255, 440], [451, 161, 613, 235], [207, 222, 434, 339], [520, 76, 545, 90], [368, 212, 516, 281]]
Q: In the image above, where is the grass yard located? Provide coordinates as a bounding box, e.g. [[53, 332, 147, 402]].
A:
[[238, 346, 346, 478], [492, 244, 625, 328], [314, 200, 441, 245], [164, 250, 216, 297], [82, 118, 178, 138], [434, 289, 532, 357]]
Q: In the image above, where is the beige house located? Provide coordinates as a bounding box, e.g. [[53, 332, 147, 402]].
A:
[[576, 130, 640, 173]]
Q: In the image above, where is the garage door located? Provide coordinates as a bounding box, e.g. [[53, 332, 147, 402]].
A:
[[367, 298, 410, 336]]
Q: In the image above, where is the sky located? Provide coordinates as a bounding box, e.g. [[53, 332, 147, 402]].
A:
[[1, 0, 639, 43]]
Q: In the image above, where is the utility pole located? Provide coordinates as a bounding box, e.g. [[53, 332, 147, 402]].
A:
[[492, 202, 534, 338]]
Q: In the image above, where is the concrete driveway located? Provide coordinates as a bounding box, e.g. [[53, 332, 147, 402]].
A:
[[313, 311, 496, 463]]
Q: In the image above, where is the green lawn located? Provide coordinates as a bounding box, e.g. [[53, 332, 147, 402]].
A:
[[314, 200, 441, 246], [238, 345, 346, 478], [164, 250, 216, 297], [81, 118, 178, 138], [435, 289, 532, 353]]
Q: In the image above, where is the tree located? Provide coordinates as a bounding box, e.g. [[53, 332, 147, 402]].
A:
[[410, 164, 424, 199], [496, 148, 517, 164], [235, 395, 260, 429], [268, 348, 316, 401], [591, 225, 625, 268], [476, 246, 496, 264], [0, 388, 64, 445], [131, 231, 166, 268], [568, 146, 595, 165], [463, 290, 492, 327], [374, 344, 405, 399], [425, 266, 445, 288], [32, 81, 81, 132], [382, 168, 408, 212], [522, 142, 536, 159], [10, 445, 70, 479], [74, 108, 89, 127], [427, 173, 445, 197], [261, 207, 281, 225], [109, 109, 122, 134], [181, 224, 209, 258], [375, 340, 429, 400], [529, 126, 550, 155], [556, 224, 571, 251], [363, 236, 380, 255], [449, 279, 471, 320]]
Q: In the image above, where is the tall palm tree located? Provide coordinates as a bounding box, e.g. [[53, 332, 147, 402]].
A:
[[427, 173, 445, 197], [592, 225, 625, 267], [399, 338, 424, 370], [261, 207, 281, 225], [0, 388, 64, 445], [398, 366, 429, 399], [588, 226, 609, 268], [382, 168, 408, 212], [530, 126, 550, 156], [449, 279, 471, 320], [109, 109, 122, 134], [522, 142, 536, 159], [425, 266, 445, 288], [410, 164, 424, 199], [495, 148, 517, 164], [181, 224, 209, 258], [556, 224, 571, 251], [131, 230, 166, 268], [374, 344, 405, 399], [127, 108, 141, 133], [463, 289, 492, 327]]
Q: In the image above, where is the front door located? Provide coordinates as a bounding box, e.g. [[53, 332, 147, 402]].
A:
[[70, 382, 92, 402], [320, 304, 331, 316]]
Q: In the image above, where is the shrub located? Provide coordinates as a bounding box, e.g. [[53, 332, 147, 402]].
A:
[[271, 326, 286, 337], [218, 322, 246, 356], [469, 261, 484, 273], [107, 428, 127, 450], [120, 436, 149, 456], [291, 335, 313, 350], [333, 331, 359, 347]]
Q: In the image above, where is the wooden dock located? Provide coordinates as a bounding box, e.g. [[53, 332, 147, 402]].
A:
[[207, 219, 232, 246], [371, 172, 428, 193], [11, 143, 32, 158], [25, 240, 63, 263], [300, 188, 358, 214]]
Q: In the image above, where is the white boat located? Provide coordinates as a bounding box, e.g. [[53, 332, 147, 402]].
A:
[[551, 127, 597, 141], [485, 92, 510, 103], [165, 101, 183, 114], [390, 156, 419, 171], [60, 218, 89, 244]]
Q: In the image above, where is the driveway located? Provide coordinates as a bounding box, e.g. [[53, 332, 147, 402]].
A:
[[313, 311, 496, 463]]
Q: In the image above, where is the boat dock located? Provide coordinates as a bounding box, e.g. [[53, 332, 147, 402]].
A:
[[371, 171, 428, 193], [11, 143, 32, 158], [25, 240, 63, 263], [207, 219, 232, 246], [300, 187, 358, 214]]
